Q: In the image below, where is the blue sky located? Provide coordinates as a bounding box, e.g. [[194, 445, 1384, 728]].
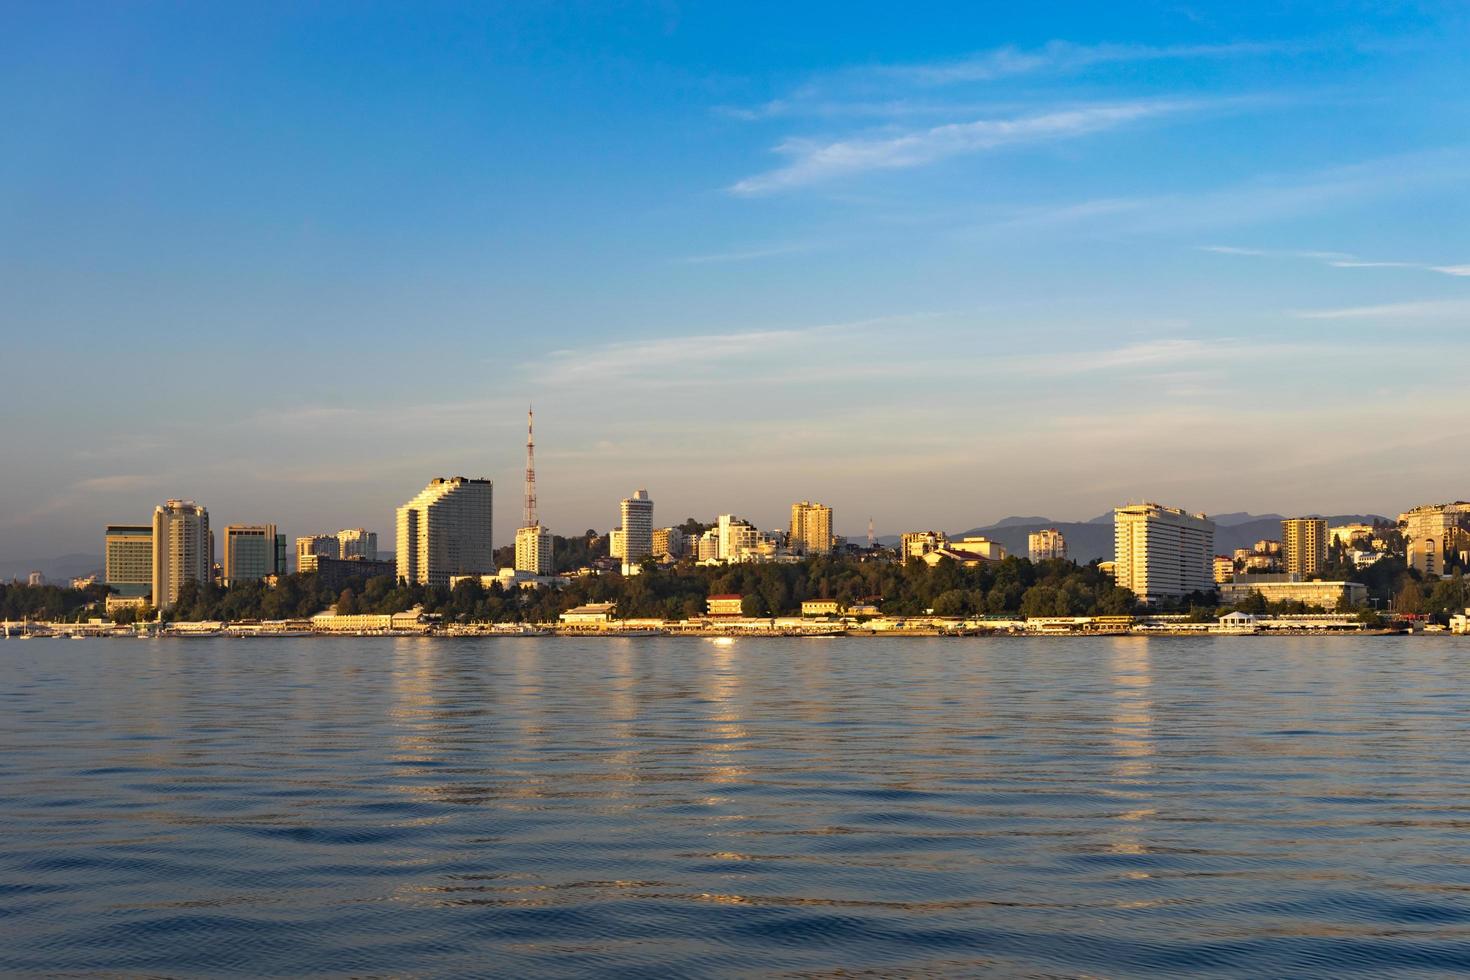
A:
[[3, 2, 1468, 558]]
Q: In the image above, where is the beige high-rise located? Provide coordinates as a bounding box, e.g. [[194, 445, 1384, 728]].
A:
[[1281, 518, 1328, 579], [515, 525, 554, 575], [396, 477, 494, 587], [1400, 503, 1470, 577], [1113, 502, 1215, 602], [1028, 528, 1067, 562], [152, 499, 211, 610], [789, 501, 833, 556]]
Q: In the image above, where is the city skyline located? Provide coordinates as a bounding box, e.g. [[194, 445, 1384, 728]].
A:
[[4, 4, 1469, 559]]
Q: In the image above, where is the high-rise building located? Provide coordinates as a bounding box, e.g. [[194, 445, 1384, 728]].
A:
[[396, 477, 494, 587], [653, 527, 685, 558], [1400, 503, 1470, 577], [336, 528, 377, 560], [900, 530, 948, 561], [1028, 528, 1067, 562], [619, 489, 654, 563], [222, 524, 285, 585], [152, 499, 211, 610], [1281, 517, 1328, 579], [789, 501, 833, 556], [1113, 502, 1216, 603], [697, 529, 720, 561], [515, 525, 554, 576], [105, 524, 152, 600], [296, 534, 340, 573], [608, 528, 625, 560]]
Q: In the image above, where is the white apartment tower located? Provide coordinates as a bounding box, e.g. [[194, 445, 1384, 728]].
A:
[[620, 489, 654, 563], [515, 525, 554, 576], [337, 528, 378, 560], [396, 477, 494, 587], [1113, 503, 1216, 603], [152, 499, 211, 610], [1028, 528, 1068, 562]]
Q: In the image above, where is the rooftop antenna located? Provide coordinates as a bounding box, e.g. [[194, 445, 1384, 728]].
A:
[[524, 406, 538, 527]]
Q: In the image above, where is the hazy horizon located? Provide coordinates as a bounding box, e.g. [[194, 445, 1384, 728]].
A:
[[4, 3, 1468, 558]]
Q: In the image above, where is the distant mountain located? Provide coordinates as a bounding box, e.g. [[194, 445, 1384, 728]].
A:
[[987, 516, 1055, 529], [0, 553, 103, 584]]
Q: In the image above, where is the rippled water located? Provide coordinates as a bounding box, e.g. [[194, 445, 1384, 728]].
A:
[[4, 635, 1470, 976]]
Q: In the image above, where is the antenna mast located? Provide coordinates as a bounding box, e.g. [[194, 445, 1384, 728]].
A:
[[867, 517, 875, 550], [524, 406, 538, 527]]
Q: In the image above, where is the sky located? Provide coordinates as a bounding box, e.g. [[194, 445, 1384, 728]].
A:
[[2, 1, 1468, 560]]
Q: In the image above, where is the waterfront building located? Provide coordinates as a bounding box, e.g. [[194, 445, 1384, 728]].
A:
[[515, 524, 554, 575], [707, 594, 744, 617], [1213, 555, 1234, 584], [619, 490, 654, 562], [395, 477, 494, 587], [105, 524, 152, 600], [1028, 528, 1067, 563], [652, 527, 685, 559], [560, 602, 616, 625], [152, 499, 211, 610], [336, 528, 377, 560], [295, 534, 339, 573], [1218, 574, 1367, 610], [900, 530, 948, 561], [222, 524, 286, 585], [1400, 502, 1470, 576], [1113, 502, 1216, 602], [801, 599, 841, 616], [789, 501, 833, 556], [1281, 518, 1328, 579]]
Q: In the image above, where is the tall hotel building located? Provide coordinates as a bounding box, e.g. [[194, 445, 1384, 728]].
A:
[[1028, 528, 1068, 562], [396, 477, 494, 587], [1113, 503, 1216, 603], [1281, 517, 1328, 579], [789, 501, 833, 556], [222, 524, 286, 585], [619, 489, 654, 563], [152, 499, 212, 610], [104, 524, 153, 601]]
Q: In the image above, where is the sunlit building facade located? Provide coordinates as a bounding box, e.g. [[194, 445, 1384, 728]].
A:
[[396, 477, 494, 587], [1113, 502, 1216, 603]]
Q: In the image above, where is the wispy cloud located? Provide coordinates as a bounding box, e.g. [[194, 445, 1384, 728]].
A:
[[1293, 298, 1470, 320], [1202, 244, 1470, 277], [676, 242, 818, 264], [993, 148, 1470, 234], [884, 39, 1302, 86], [723, 39, 1301, 120], [731, 100, 1194, 195]]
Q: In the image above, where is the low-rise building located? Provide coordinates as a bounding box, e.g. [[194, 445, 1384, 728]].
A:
[[707, 594, 744, 617], [449, 568, 568, 591], [801, 599, 841, 617], [1218, 575, 1367, 610], [1451, 609, 1469, 635], [920, 547, 999, 568], [310, 606, 427, 632], [559, 602, 616, 625]]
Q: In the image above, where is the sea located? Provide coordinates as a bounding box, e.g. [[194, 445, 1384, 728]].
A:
[[4, 634, 1470, 977]]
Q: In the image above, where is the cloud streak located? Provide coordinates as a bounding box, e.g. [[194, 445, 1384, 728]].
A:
[[1202, 245, 1470, 277], [731, 100, 1193, 195]]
